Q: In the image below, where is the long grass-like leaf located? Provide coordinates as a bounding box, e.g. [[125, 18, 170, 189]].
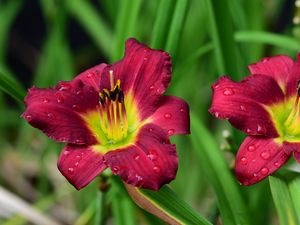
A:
[[65, 0, 112, 56], [269, 176, 298, 225], [288, 177, 300, 224], [126, 184, 212, 225], [190, 112, 250, 225], [206, 0, 240, 79], [235, 31, 300, 51], [0, 72, 25, 103]]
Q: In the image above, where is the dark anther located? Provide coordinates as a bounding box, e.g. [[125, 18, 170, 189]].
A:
[[118, 90, 124, 103], [99, 97, 105, 105], [110, 90, 117, 101], [102, 90, 109, 99]]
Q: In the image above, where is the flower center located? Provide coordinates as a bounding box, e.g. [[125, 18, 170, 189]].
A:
[[98, 71, 128, 143]]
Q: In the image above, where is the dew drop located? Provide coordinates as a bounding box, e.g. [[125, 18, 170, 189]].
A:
[[76, 155, 81, 159], [112, 166, 120, 174], [214, 112, 219, 118], [25, 114, 33, 121], [253, 173, 258, 177], [274, 162, 280, 168], [64, 150, 70, 155], [246, 128, 252, 134], [149, 85, 154, 91], [135, 174, 143, 182], [212, 83, 220, 89], [223, 87, 234, 96], [87, 73, 93, 78], [47, 113, 54, 118], [68, 167, 74, 174], [57, 95, 64, 103], [240, 157, 248, 165], [257, 124, 265, 134], [76, 90, 82, 95], [252, 159, 256, 163], [58, 83, 71, 91], [180, 108, 185, 113], [260, 151, 270, 160], [156, 86, 164, 94], [240, 105, 246, 111], [133, 154, 140, 161], [164, 113, 172, 119], [247, 145, 256, 151], [72, 104, 80, 110], [75, 162, 79, 167], [43, 98, 50, 103], [148, 128, 153, 132], [153, 166, 161, 173], [261, 167, 269, 175], [147, 150, 158, 161], [75, 138, 84, 144], [168, 129, 175, 135]]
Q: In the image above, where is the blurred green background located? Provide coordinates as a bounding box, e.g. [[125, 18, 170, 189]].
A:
[[1, 0, 300, 225]]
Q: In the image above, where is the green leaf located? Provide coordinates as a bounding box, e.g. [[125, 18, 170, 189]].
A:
[[190, 112, 250, 225], [0, 71, 26, 103], [288, 177, 300, 224], [165, 0, 189, 60], [206, 0, 240, 79], [125, 183, 212, 225], [235, 31, 300, 51], [111, 0, 143, 62], [150, 0, 175, 49], [65, 0, 112, 57], [269, 176, 298, 225]]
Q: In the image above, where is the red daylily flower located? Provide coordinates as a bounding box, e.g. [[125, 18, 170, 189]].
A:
[[22, 39, 190, 190], [210, 53, 300, 186]]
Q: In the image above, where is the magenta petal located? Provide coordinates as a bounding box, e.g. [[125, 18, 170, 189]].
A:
[[149, 96, 190, 136], [58, 144, 106, 190], [104, 124, 178, 190], [209, 76, 282, 137], [101, 38, 172, 119], [248, 55, 293, 89], [73, 63, 107, 92], [294, 151, 300, 163], [235, 136, 291, 186], [22, 82, 99, 144]]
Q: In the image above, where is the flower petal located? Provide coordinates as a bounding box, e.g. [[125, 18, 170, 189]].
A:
[[294, 151, 300, 163], [248, 55, 293, 91], [104, 124, 178, 190], [101, 38, 172, 119], [149, 96, 190, 136], [209, 76, 283, 137], [73, 63, 107, 92], [57, 144, 106, 190], [22, 80, 99, 145], [235, 136, 291, 186]]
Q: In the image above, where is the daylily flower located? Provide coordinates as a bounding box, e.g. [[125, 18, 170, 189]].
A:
[[22, 39, 190, 190], [210, 54, 300, 185]]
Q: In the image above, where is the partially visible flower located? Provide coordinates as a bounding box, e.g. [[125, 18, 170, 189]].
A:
[[22, 39, 190, 190], [210, 54, 300, 185]]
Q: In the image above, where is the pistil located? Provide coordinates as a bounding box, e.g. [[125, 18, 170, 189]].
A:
[[98, 71, 128, 143]]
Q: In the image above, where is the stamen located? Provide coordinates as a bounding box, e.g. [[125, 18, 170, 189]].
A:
[[98, 72, 128, 143]]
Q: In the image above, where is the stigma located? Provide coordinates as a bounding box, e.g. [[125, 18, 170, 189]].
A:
[[98, 70, 128, 143]]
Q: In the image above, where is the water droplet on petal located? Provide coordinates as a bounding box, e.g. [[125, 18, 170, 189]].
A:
[[57, 95, 64, 103], [76, 90, 82, 95], [64, 150, 70, 155], [240, 157, 248, 165], [75, 138, 84, 144], [147, 150, 158, 161], [240, 105, 246, 111], [223, 87, 234, 96], [149, 128, 153, 132], [246, 128, 252, 134], [133, 154, 140, 161], [212, 83, 220, 89], [68, 167, 74, 174], [257, 124, 265, 134], [43, 98, 50, 103], [136, 174, 143, 182], [149, 85, 154, 91], [164, 113, 172, 119], [75, 162, 79, 167], [25, 114, 33, 121], [87, 73, 93, 78], [168, 129, 175, 135], [47, 113, 54, 118], [76, 155, 81, 159], [252, 159, 256, 163], [72, 104, 80, 110], [247, 145, 256, 151], [58, 83, 71, 91], [112, 166, 120, 174], [261, 167, 269, 175], [214, 112, 219, 118], [153, 166, 161, 173], [260, 151, 270, 160], [180, 108, 185, 113], [274, 162, 280, 168]]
